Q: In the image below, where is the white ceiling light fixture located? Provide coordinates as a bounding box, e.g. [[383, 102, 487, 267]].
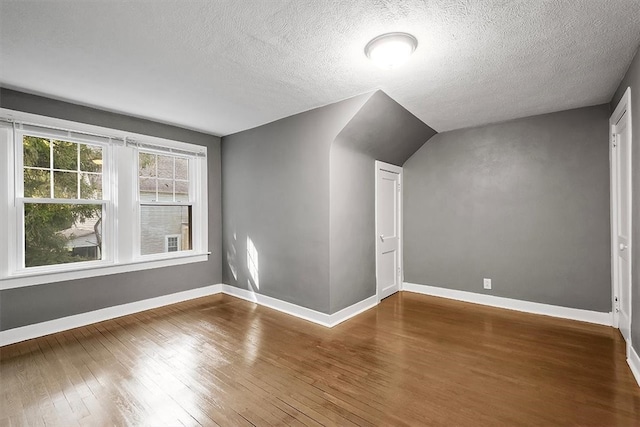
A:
[[365, 32, 418, 70]]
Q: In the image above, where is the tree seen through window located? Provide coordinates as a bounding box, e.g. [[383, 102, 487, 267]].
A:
[[22, 135, 104, 267]]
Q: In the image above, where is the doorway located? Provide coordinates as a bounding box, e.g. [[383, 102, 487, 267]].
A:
[[610, 87, 633, 350], [375, 161, 403, 301]]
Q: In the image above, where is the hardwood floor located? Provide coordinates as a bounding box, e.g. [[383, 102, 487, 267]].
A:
[[1, 292, 639, 426]]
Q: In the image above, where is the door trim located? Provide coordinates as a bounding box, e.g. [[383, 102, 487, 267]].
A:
[[375, 160, 403, 302], [610, 86, 632, 352]]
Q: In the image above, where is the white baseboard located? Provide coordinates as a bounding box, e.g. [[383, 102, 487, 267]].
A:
[[221, 285, 377, 328], [0, 283, 379, 346], [628, 344, 640, 387], [7, 280, 612, 348], [0, 284, 223, 347], [328, 294, 377, 327], [222, 285, 333, 327], [403, 282, 613, 326]]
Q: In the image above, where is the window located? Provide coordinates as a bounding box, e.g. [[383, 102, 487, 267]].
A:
[[0, 111, 209, 289], [138, 152, 192, 256], [15, 131, 107, 268], [165, 235, 181, 253], [20, 134, 105, 268]]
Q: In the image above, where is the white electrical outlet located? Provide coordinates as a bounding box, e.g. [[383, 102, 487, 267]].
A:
[[483, 278, 492, 290]]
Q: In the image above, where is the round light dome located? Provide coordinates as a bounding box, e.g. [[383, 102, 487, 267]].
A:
[[364, 32, 418, 69]]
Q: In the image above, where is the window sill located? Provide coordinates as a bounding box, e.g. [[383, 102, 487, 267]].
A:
[[0, 252, 211, 290]]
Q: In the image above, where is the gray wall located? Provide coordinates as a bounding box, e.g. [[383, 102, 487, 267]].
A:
[[404, 105, 611, 312], [612, 45, 640, 352], [0, 89, 222, 330], [222, 90, 436, 314], [330, 91, 437, 312], [221, 94, 370, 313]]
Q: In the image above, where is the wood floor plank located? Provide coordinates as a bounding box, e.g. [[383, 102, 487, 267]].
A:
[[2, 292, 640, 426]]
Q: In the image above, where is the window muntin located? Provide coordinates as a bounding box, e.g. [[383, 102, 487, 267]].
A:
[[139, 152, 189, 202], [23, 136, 103, 200]]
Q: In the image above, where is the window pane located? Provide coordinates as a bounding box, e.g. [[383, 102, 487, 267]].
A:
[[157, 179, 174, 201], [139, 153, 156, 177], [174, 180, 189, 202], [24, 203, 103, 267], [23, 138, 103, 200], [80, 173, 102, 199], [140, 205, 191, 255], [80, 144, 102, 173], [139, 178, 156, 201], [157, 154, 174, 179], [175, 158, 188, 180], [54, 171, 78, 199], [53, 140, 78, 171], [24, 169, 50, 198], [23, 136, 50, 168], [138, 152, 190, 203]]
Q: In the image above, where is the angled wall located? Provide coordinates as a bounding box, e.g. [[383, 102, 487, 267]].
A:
[[222, 90, 436, 314], [221, 94, 371, 313], [330, 91, 437, 312]]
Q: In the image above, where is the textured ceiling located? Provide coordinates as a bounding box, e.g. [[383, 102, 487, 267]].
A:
[[1, 0, 639, 136]]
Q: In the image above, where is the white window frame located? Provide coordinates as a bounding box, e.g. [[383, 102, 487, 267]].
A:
[[0, 109, 209, 290], [13, 128, 113, 276], [134, 148, 200, 261]]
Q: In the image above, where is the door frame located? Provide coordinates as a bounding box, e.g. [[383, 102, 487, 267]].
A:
[[610, 86, 632, 351], [375, 160, 403, 302]]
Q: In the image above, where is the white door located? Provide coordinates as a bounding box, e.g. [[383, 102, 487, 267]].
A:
[[376, 161, 402, 300], [611, 88, 632, 344]]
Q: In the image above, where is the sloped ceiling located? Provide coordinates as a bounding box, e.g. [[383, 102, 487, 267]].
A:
[[335, 90, 437, 166], [1, 1, 639, 136]]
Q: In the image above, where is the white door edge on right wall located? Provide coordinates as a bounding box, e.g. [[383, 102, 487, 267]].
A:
[[610, 86, 633, 349], [375, 160, 403, 302]]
